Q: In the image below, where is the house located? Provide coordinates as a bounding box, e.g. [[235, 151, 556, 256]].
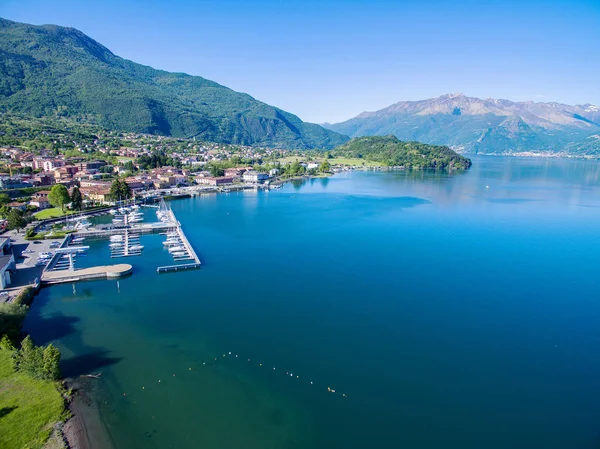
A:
[[29, 190, 51, 210], [307, 163, 319, 170], [0, 254, 16, 289], [6, 202, 27, 211], [79, 186, 111, 203], [195, 176, 234, 186], [32, 172, 55, 186], [269, 168, 280, 176], [224, 167, 249, 177], [54, 165, 79, 180], [242, 171, 270, 183]]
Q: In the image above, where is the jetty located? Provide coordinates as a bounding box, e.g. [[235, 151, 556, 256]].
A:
[[42, 264, 132, 285]]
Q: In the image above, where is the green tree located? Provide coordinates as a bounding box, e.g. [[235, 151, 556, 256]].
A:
[[208, 165, 225, 177], [0, 334, 15, 351], [0, 193, 10, 205], [6, 209, 26, 232], [71, 186, 83, 211], [0, 205, 10, 219], [48, 184, 71, 212], [109, 179, 131, 201], [0, 303, 28, 346], [16, 335, 43, 379], [289, 160, 305, 176], [319, 159, 331, 173], [42, 344, 61, 380]]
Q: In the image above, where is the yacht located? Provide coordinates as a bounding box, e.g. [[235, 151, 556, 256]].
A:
[[168, 245, 185, 252], [129, 245, 144, 251]]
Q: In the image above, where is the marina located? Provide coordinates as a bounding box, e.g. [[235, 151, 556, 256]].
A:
[[38, 200, 200, 285]]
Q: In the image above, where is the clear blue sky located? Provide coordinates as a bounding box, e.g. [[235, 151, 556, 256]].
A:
[[1, 0, 599, 123]]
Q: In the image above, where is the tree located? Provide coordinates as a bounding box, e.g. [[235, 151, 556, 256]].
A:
[[109, 179, 131, 202], [71, 186, 83, 211], [208, 164, 225, 177], [15, 336, 61, 381], [319, 159, 331, 173], [6, 209, 26, 232], [0, 193, 10, 205], [42, 344, 61, 380], [48, 184, 70, 212]]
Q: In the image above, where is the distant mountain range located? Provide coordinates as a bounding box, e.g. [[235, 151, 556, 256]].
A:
[[324, 94, 600, 156], [0, 18, 348, 150]]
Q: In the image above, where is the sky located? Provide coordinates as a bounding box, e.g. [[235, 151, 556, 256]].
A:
[[1, 0, 599, 123]]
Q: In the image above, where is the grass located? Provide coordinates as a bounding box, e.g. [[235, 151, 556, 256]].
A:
[[33, 208, 76, 220], [0, 350, 65, 449]]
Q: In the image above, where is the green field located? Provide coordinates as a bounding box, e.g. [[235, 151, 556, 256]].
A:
[[0, 350, 65, 449], [33, 207, 75, 219]]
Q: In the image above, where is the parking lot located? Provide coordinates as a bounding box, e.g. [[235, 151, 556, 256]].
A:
[[1, 230, 65, 302]]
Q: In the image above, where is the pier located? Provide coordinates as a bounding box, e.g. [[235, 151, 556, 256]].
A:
[[42, 264, 133, 285]]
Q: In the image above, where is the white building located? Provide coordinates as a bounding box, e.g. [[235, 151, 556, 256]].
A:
[[0, 254, 15, 289], [242, 171, 270, 183]]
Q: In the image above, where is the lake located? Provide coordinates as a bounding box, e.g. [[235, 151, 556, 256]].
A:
[[24, 156, 600, 449]]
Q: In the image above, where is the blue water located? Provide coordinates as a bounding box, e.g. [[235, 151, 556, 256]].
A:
[[24, 156, 600, 449]]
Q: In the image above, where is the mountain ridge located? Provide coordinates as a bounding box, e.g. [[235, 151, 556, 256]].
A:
[[325, 93, 600, 155], [0, 18, 349, 149]]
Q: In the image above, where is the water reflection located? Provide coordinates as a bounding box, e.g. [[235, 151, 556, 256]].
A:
[[297, 157, 600, 211]]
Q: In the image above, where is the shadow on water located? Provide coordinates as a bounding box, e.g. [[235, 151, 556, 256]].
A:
[[25, 312, 80, 346], [0, 406, 17, 418], [61, 350, 122, 378]]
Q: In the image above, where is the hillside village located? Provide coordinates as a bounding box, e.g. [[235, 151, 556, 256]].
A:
[[0, 120, 335, 228]]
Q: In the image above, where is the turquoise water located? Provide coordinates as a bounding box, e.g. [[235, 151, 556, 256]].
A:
[[24, 156, 600, 449]]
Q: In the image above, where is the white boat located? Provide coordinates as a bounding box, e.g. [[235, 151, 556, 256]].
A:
[[109, 209, 118, 215], [168, 245, 185, 252], [171, 251, 187, 257], [71, 237, 85, 243], [110, 236, 123, 241], [109, 243, 123, 248], [129, 245, 144, 251]]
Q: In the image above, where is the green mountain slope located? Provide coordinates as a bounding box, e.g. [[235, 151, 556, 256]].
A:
[[333, 135, 471, 170], [0, 18, 348, 149]]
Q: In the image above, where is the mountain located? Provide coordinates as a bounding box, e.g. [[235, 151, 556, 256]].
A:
[[325, 94, 600, 155], [0, 18, 348, 150], [333, 135, 471, 170]]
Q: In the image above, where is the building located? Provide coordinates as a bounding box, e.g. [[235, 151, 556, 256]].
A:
[[242, 171, 270, 183], [79, 186, 111, 203], [224, 167, 249, 177], [0, 254, 15, 289], [6, 201, 27, 211], [32, 172, 55, 186], [29, 190, 51, 209], [42, 159, 65, 172], [195, 176, 234, 186], [269, 168, 280, 176], [54, 165, 79, 180], [0, 176, 31, 189]]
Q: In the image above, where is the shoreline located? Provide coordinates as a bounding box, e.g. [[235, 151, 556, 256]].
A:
[[62, 377, 116, 449]]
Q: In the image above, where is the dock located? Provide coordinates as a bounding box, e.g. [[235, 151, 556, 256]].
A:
[[41, 264, 132, 285], [156, 223, 201, 273]]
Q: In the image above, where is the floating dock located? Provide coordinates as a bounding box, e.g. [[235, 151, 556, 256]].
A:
[[157, 224, 201, 273]]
